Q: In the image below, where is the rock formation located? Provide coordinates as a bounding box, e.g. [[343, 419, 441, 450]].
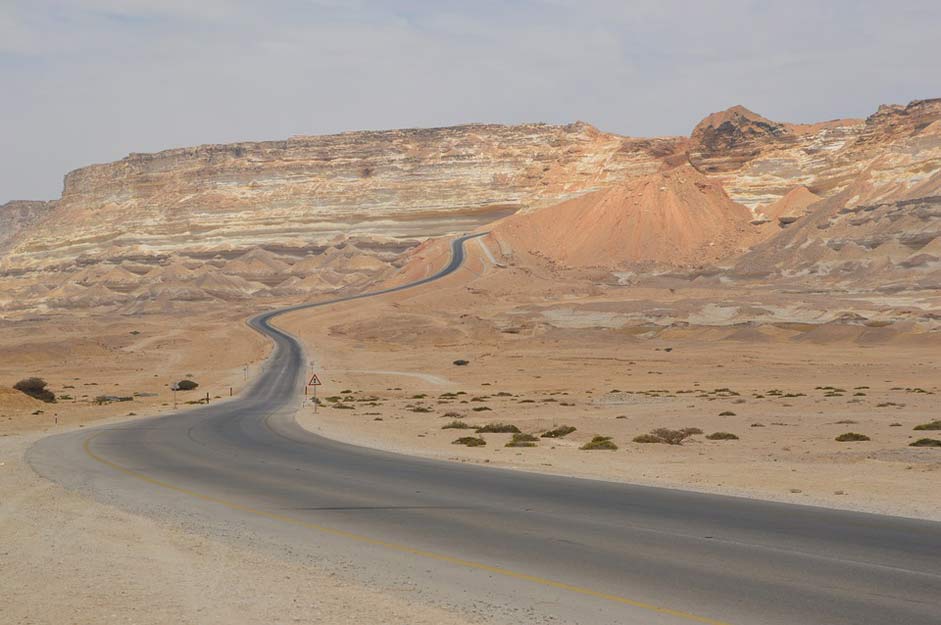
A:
[[1, 98, 939, 313], [0, 200, 55, 254]]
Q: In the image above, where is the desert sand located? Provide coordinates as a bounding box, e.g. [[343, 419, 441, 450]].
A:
[[275, 240, 941, 521]]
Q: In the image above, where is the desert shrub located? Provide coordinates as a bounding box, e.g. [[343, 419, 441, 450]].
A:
[[442, 420, 473, 429], [452, 436, 485, 447], [541, 425, 576, 438], [913, 420, 941, 431], [332, 402, 354, 409], [506, 433, 538, 447], [680, 427, 703, 436], [13, 377, 55, 403], [476, 423, 520, 434], [580, 436, 618, 450], [633, 434, 663, 444], [408, 406, 432, 413], [452, 359, 470, 366], [834, 419, 858, 424], [175, 379, 199, 391], [94, 395, 132, 405], [441, 411, 463, 418], [411, 394, 427, 399], [472, 406, 492, 412], [718, 411, 736, 416], [909, 438, 941, 448], [650, 428, 692, 445], [835, 432, 870, 442], [706, 432, 739, 440]]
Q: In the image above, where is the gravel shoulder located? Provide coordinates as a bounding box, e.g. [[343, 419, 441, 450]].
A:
[[0, 429, 479, 625]]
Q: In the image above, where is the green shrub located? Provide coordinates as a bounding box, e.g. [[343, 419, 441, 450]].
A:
[[175, 379, 199, 391], [909, 438, 941, 448], [541, 425, 576, 438], [452, 436, 485, 447], [718, 411, 736, 416], [13, 377, 55, 403], [913, 420, 941, 431], [581, 436, 618, 450], [476, 423, 520, 434], [706, 432, 739, 440], [472, 406, 492, 412], [835, 432, 870, 442]]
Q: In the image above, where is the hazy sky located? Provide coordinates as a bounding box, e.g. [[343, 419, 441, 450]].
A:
[[2, 0, 939, 202]]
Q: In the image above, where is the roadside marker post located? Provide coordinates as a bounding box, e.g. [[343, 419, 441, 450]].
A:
[[307, 373, 322, 413]]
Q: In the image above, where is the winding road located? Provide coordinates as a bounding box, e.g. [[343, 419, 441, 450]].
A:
[[28, 234, 941, 625]]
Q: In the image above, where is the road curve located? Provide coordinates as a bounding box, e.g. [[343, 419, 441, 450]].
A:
[[28, 234, 941, 625]]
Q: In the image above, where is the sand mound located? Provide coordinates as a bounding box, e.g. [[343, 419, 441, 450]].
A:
[[759, 186, 822, 221], [146, 260, 196, 283], [223, 248, 291, 277], [0, 386, 47, 413], [492, 164, 756, 268], [192, 272, 266, 299], [97, 265, 142, 288]]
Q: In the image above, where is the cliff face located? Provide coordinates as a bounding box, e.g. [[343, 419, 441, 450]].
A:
[[2, 123, 684, 271], [0, 200, 56, 255]]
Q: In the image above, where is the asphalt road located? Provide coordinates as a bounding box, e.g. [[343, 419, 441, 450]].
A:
[[29, 234, 941, 625]]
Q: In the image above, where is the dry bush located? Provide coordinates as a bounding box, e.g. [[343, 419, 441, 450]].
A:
[[476, 423, 520, 434], [581, 436, 618, 451], [13, 377, 55, 403], [706, 432, 739, 441], [835, 432, 870, 442], [541, 425, 576, 438], [506, 433, 538, 448], [452, 436, 485, 447]]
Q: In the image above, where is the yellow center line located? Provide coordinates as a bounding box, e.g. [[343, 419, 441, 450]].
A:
[[82, 433, 735, 625]]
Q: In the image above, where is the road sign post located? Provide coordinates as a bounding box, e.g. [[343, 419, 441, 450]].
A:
[[307, 373, 322, 413]]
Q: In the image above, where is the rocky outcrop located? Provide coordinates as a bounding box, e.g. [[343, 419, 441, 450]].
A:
[[688, 99, 941, 208], [0, 200, 55, 254]]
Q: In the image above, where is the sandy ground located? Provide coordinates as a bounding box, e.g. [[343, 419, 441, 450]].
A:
[[0, 307, 270, 435], [277, 242, 941, 521]]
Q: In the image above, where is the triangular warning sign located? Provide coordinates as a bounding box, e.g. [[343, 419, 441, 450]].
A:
[[308, 373, 322, 386]]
